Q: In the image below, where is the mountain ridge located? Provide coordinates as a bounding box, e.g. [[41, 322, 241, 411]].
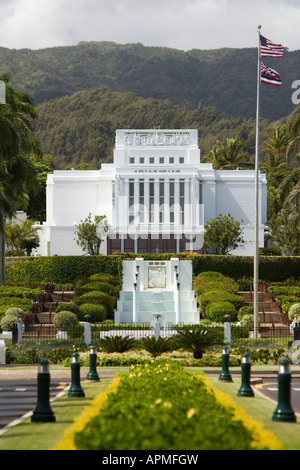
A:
[[0, 40, 297, 121]]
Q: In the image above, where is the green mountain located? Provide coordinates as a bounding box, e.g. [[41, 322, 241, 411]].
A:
[[0, 41, 298, 121], [34, 87, 268, 169]]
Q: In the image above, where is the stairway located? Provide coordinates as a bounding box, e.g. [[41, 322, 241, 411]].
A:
[[240, 291, 282, 325], [115, 289, 199, 325], [35, 291, 75, 324]]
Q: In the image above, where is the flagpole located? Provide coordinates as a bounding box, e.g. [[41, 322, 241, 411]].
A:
[[254, 25, 261, 339]]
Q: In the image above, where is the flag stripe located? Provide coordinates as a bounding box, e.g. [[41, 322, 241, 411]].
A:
[[260, 35, 284, 58], [261, 62, 282, 86]]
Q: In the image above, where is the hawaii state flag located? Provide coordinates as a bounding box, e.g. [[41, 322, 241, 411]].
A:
[[261, 62, 282, 86], [260, 35, 284, 58]]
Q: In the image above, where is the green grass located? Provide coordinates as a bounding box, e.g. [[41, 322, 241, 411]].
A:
[[210, 377, 300, 450]]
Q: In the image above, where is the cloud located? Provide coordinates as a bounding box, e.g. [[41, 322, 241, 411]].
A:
[[0, 0, 298, 51]]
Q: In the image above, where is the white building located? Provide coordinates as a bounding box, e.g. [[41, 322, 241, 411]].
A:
[[37, 129, 267, 256]]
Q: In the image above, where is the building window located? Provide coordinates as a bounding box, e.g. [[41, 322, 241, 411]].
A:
[[130, 157, 135, 164], [149, 157, 154, 164], [180, 179, 185, 225], [159, 157, 164, 164], [139, 157, 144, 164], [129, 179, 134, 224], [139, 179, 144, 223], [179, 157, 184, 164], [169, 179, 174, 223], [199, 181, 202, 204], [169, 157, 174, 164], [149, 179, 154, 223], [159, 180, 164, 223]]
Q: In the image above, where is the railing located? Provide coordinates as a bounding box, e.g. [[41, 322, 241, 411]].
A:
[[20, 321, 295, 347]]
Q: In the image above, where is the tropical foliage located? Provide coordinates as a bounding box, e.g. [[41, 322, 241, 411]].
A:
[[74, 212, 110, 255], [0, 74, 41, 285], [204, 213, 244, 255], [261, 116, 300, 255]]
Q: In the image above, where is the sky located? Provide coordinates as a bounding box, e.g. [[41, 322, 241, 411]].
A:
[[0, 0, 298, 52]]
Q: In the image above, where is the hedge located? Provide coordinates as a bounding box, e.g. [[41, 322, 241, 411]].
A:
[[62, 362, 281, 451], [5, 253, 300, 285], [5, 255, 122, 284]]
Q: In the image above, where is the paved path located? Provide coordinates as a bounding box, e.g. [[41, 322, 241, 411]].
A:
[[0, 367, 117, 433], [0, 366, 116, 380]]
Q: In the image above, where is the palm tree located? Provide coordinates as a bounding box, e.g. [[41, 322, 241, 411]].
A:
[[5, 219, 41, 256], [202, 136, 253, 170], [171, 325, 224, 359], [0, 74, 40, 285], [260, 125, 292, 223]]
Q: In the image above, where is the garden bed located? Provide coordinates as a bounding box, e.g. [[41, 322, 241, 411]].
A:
[[55, 361, 281, 450]]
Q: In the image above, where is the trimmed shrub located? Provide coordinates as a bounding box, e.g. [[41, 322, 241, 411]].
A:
[[199, 289, 245, 314], [240, 314, 259, 330], [288, 303, 300, 322], [75, 290, 114, 317], [55, 302, 81, 316], [5, 307, 25, 321], [72, 362, 280, 451], [0, 314, 20, 331], [205, 301, 237, 322], [196, 271, 225, 279], [75, 282, 119, 297], [89, 272, 122, 287], [238, 306, 254, 320], [194, 277, 239, 297], [78, 303, 107, 323], [53, 311, 78, 331]]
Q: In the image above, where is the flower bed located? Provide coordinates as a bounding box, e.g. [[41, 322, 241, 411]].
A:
[[55, 361, 281, 451]]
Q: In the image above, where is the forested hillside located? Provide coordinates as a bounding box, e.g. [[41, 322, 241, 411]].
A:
[[34, 87, 270, 168], [0, 41, 298, 121]]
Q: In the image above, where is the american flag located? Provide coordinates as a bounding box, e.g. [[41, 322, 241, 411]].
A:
[[261, 63, 282, 86], [260, 35, 284, 58]]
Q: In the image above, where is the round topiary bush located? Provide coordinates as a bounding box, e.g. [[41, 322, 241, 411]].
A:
[[78, 303, 108, 323], [55, 302, 81, 316], [238, 306, 254, 320], [194, 272, 239, 297], [197, 271, 225, 279], [199, 289, 244, 313], [240, 313, 259, 330], [288, 303, 300, 322], [82, 282, 119, 296], [76, 290, 114, 317], [89, 272, 122, 286], [53, 311, 78, 331], [5, 307, 25, 321], [205, 301, 237, 323], [0, 314, 20, 331]]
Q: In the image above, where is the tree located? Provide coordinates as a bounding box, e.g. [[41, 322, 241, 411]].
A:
[[5, 219, 40, 256], [270, 178, 300, 255], [0, 74, 41, 285], [171, 325, 224, 359], [75, 213, 110, 255], [202, 136, 253, 170], [204, 213, 244, 255], [19, 219, 41, 256], [26, 153, 54, 222]]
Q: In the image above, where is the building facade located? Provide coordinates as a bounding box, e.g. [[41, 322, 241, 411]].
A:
[[37, 129, 267, 256]]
